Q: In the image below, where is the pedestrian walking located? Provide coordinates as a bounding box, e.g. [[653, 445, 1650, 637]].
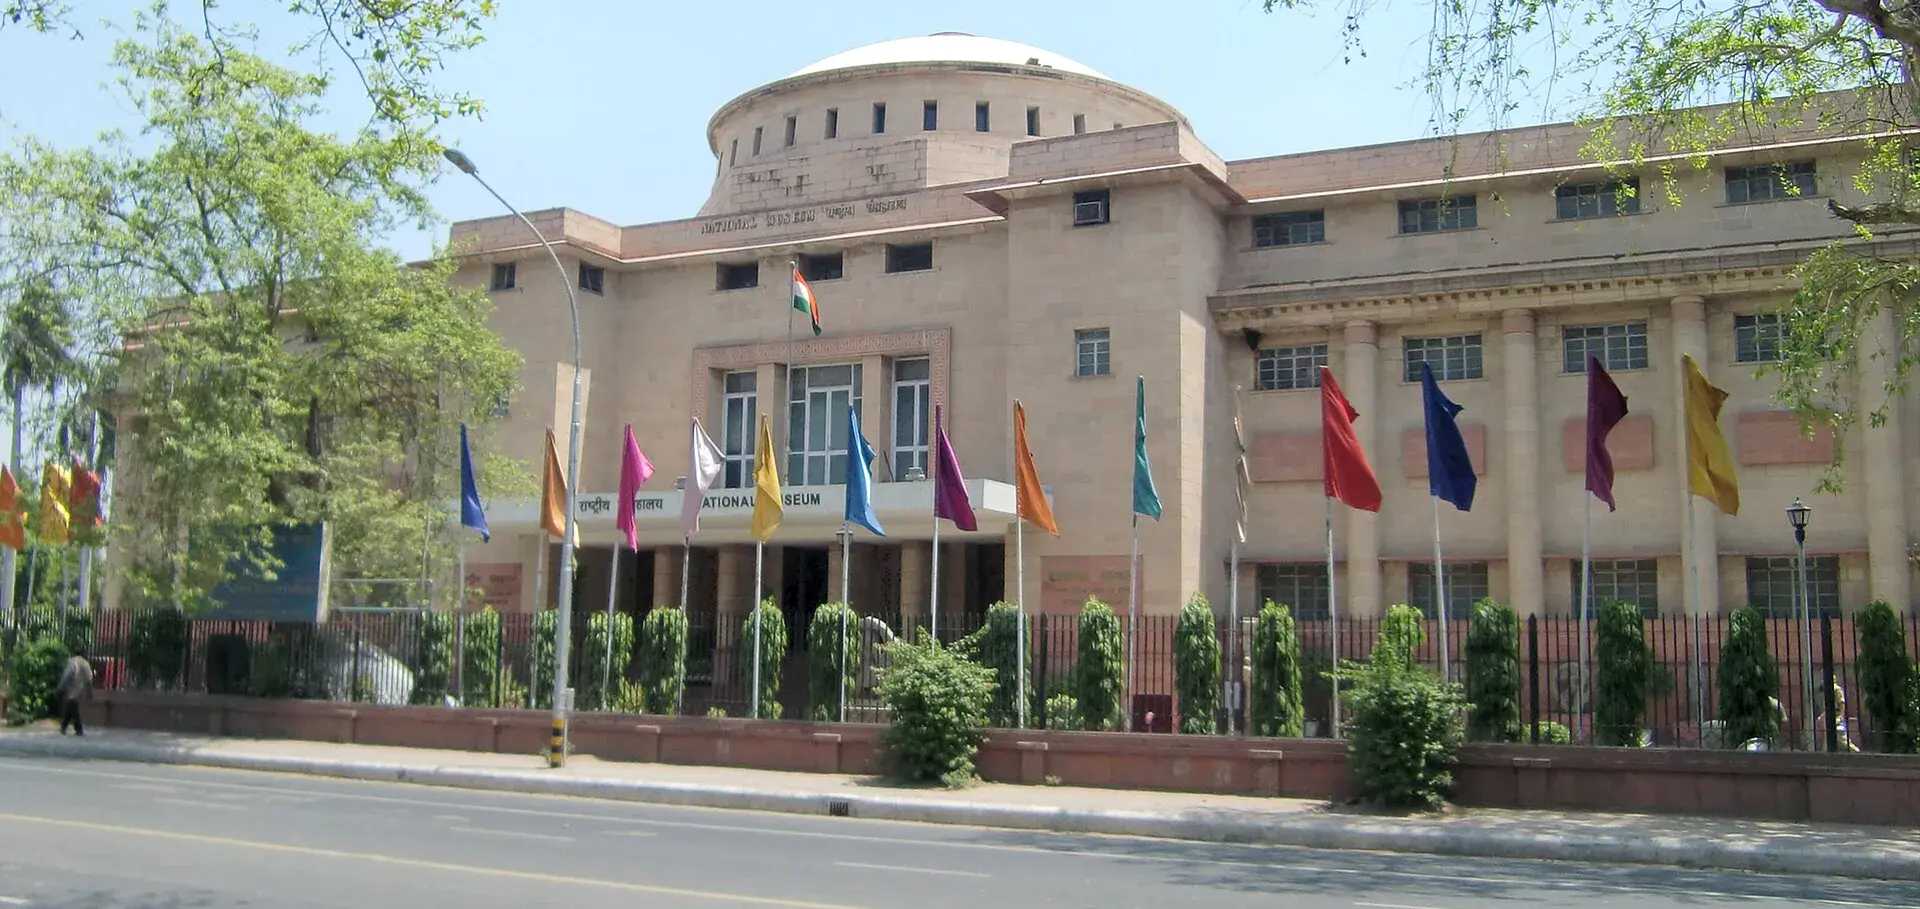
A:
[[56, 654, 93, 736]]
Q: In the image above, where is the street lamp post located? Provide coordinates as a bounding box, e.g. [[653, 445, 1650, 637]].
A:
[[1786, 497, 1814, 751], [445, 147, 583, 768]]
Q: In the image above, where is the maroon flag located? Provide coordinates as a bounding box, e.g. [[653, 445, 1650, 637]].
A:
[[931, 405, 976, 531], [1319, 367, 1381, 513], [1585, 355, 1630, 511]]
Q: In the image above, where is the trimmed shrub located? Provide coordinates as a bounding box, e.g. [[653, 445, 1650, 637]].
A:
[[1300, 647, 1336, 731], [878, 634, 996, 787], [968, 602, 1029, 728], [580, 611, 635, 712], [1044, 691, 1079, 731], [1856, 600, 1917, 753], [1594, 601, 1654, 747], [1248, 600, 1304, 737], [741, 597, 788, 719], [638, 606, 689, 715], [1338, 626, 1466, 810], [808, 602, 860, 722], [1173, 594, 1220, 734], [129, 608, 187, 690], [1376, 604, 1425, 670], [249, 638, 294, 699], [1535, 720, 1573, 744], [19, 606, 94, 658], [409, 611, 455, 706], [459, 608, 504, 708], [6, 636, 69, 724], [1465, 598, 1521, 742], [1719, 606, 1781, 748], [530, 609, 558, 710], [1074, 597, 1124, 731]]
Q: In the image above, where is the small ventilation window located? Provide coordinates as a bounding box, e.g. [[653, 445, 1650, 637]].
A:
[[1072, 114, 1086, 135], [717, 261, 759, 291], [923, 100, 938, 131], [728, 139, 737, 167], [825, 108, 838, 139], [975, 101, 990, 132], [872, 102, 887, 134], [1072, 189, 1110, 227], [784, 115, 797, 148], [752, 126, 763, 156], [1026, 106, 1041, 137]]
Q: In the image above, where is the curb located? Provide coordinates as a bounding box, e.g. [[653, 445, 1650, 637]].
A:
[[2, 735, 1915, 881]]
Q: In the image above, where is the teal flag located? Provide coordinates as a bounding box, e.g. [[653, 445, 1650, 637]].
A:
[[1132, 375, 1162, 520]]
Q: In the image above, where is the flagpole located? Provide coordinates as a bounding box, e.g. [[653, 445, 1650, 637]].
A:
[[455, 545, 467, 703], [930, 516, 941, 641], [1017, 515, 1028, 729], [1432, 495, 1449, 682], [839, 522, 850, 723], [1127, 513, 1139, 733], [1326, 496, 1340, 739], [1228, 538, 1240, 736], [604, 544, 620, 711], [1581, 494, 1593, 743], [752, 539, 764, 720]]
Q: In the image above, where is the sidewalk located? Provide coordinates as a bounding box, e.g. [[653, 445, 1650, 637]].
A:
[[1, 725, 1916, 881]]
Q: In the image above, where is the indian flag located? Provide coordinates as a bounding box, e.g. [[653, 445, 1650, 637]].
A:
[[791, 266, 822, 336]]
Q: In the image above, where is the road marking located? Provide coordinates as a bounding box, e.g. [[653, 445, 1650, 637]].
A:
[[153, 797, 244, 812], [449, 825, 573, 843], [1356, 902, 1443, 909], [0, 897, 28, 905], [834, 861, 987, 879], [433, 814, 468, 823], [114, 782, 179, 794], [0, 810, 854, 908], [609, 829, 658, 837]]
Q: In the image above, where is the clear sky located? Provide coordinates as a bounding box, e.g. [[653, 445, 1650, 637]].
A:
[[0, 1, 1562, 261]]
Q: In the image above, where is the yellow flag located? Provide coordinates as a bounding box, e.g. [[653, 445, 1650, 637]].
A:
[[538, 429, 576, 543], [39, 463, 71, 545], [1682, 354, 1740, 515], [751, 414, 782, 542]]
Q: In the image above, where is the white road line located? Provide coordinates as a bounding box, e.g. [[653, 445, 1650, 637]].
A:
[[0, 897, 28, 905], [433, 814, 469, 823], [1356, 902, 1443, 909], [153, 797, 244, 812], [113, 783, 179, 794], [834, 861, 987, 879], [609, 830, 658, 837], [449, 825, 574, 843]]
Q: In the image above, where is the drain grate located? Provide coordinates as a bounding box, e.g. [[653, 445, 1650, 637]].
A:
[[827, 800, 851, 817]]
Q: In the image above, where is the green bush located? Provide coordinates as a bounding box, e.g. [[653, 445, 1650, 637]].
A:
[[409, 611, 455, 706], [1249, 600, 1304, 737], [808, 602, 860, 722], [129, 608, 187, 690], [1594, 601, 1654, 747], [1338, 627, 1466, 810], [878, 634, 996, 787], [1173, 594, 1220, 734], [529, 609, 558, 710], [18, 606, 93, 657], [965, 602, 1028, 728], [1044, 691, 1079, 730], [741, 597, 787, 719], [459, 608, 503, 708], [581, 611, 635, 712], [6, 636, 69, 724], [1300, 647, 1335, 730], [638, 606, 689, 715], [1074, 597, 1124, 731], [1376, 604, 1425, 671], [1719, 606, 1781, 748], [1856, 600, 1916, 753], [249, 638, 294, 699], [1465, 598, 1521, 742], [1534, 720, 1573, 744]]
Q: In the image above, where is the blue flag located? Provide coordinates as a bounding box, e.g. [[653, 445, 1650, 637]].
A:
[[459, 423, 490, 542], [1420, 362, 1476, 511], [844, 405, 884, 536]]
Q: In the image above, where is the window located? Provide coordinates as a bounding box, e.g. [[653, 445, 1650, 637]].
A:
[[1556, 180, 1640, 220], [1408, 562, 1490, 620], [721, 371, 757, 489], [884, 242, 932, 273], [1563, 322, 1648, 373], [1257, 564, 1330, 620], [892, 357, 931, 480], [872, 102, 887, 134], [1072, 113, 1086, 135], [1075, 328, 1111, 378], [1746, 556, 1840, 619], [975, 101, 990, 132], [1255, 344, 1327, 391], [717, 261, 759, 291], [752, 126, 763, 156], [1026, 105, 1041, 137], [825, 108, 838, 139], [489, 262, 516, 291], [923, 100, 938, 131], [729, 139, 737, 167], [798, 252, 842, 282], [1072, 189, 1110, 226], [784, 115, 797, 148], [1403, 334, 1484, 381], [1735, 313, 1783, 363], [787, 363, 863, 485], [578, 263, 605, 295], [1253, 210, 1325, 247], [1573, 559, 1659, 617], [1725, 161, 1816, 204], [1398, 195, 1477, 234]]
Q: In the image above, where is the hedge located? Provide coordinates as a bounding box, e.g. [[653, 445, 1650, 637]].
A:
[[970, 602, 1029, 728], [581, 610, 635, 712], [409, 611, 455, 706], [1173, 594, 1220, 734], [459, 607, 504, 708], [1718, 606, 1780, 748], [1073, 598, 1125, 730], [1856, 601, 1916, 753], [1594, 600, 1654, 747]]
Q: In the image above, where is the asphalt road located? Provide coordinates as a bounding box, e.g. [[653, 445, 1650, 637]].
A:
[[0, 757, 1915, 908]]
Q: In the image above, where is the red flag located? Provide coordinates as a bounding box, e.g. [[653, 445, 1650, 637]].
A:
[[70, 460, 103, 529], [1319, 367, 1381, 512]]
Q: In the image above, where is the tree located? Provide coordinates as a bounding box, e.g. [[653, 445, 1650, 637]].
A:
[[1248, 600, 1305, 737], [1594, 601, 1654, 746], [1172, 593, 1221, 734], [1720, 606, 1782, 748], [1465, 598, 1521, 743]]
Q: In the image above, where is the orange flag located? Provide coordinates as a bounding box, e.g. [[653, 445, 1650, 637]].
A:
[[1013, 401, 1059, 535], [539, 429, 573, 542], [0, 467, 22, 551]]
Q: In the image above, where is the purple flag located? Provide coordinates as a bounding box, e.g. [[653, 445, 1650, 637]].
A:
[[615, 423, 654, 551], [1585, 355, 1629, 511], [931, 405, 976, 531]]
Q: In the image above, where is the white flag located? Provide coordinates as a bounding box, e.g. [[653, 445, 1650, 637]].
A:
[[680, 417, 726, 537]]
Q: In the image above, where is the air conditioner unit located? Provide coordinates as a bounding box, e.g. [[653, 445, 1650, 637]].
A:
[[1073, 199, 1107, 226]]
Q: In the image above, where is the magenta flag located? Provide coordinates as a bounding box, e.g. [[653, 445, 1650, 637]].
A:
[[1585, 356, 1629, 511], [616, 423, 655, 551], [931, 405, 976, 531]]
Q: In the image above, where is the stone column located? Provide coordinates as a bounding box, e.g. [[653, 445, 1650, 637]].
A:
[[1671, 296, 1721, 613], [828, 537, 847, 603], [654, 544, 683, 607], [716, 545, 749, 616], [1860, 307, 1912, 610], [899, 542, 932, 630], [1343, 321, 1383, 617], [1502, 310, 1545, 615], [939, 541, 969, 626]]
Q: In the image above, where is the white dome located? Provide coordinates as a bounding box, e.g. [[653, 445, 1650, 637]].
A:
[[790, 32, 1108, 81]]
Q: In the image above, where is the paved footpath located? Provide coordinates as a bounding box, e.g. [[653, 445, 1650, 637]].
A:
[[2, 725, 1917, 884]]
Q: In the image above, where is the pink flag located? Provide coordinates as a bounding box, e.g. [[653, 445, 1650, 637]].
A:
[[616, 423, 654, 551]]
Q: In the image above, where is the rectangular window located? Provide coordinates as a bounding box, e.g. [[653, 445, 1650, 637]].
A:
[[729, 139, 738, 167], [1257, 564, 1331, 621], [489, 262, 516, 291], [1255, 344, 1327, 391], [1556, 180, 1640, 220], [1745, 556, 1840, 619], [1572, 559, 1659, 617], [784, 115, 797, 147], [787, 363, 863, 485], [1403, 333, 1484, 381], [872, 102, 887, 134], [825, 108, 838, 139], [721, 371, 757, 489], [798, 252, 843, 282], [892, 357, 931, 480], [884, 242, 932, 273], [1725, 161, 1817, 204], [1026, 105, 1041, 136], [1072, 189, 1110, 226], [1252, 210, 1325, 247], [1562, 321, 1648, 373], [577, 263, 605, 295], [1075, 328, 1111, 378], [1408, 562, 1491, 620], [1397, 195, 1477, 234], [1072, 113, 1086, 135], [975, 101, 990, 132], [923, 100, 938, 131], [1735, 313, 1783, 363], [716, 261, 759, 291], [752, 126, 763, 156]]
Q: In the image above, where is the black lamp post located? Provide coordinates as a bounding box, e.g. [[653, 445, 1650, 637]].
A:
[[1786, 497, 1814, 748]]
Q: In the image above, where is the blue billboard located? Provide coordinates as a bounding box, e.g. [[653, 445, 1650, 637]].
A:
[[206, 522, 332, 623]]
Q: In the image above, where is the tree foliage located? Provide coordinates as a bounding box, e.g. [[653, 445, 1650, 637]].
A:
[[1855, 600, 1916, 752], [1248, 600, 1305, 737], [1335, 616, 1467, 810], [637, 606, 688, 716], [1719, 606, 1782, 748], [408, 609, 454, 706], [1074, 597, 1125, 731], [741, 597, 787, 720], [1465, 598, 1521, 743], [807, 602, 859, 722], [877, 634, 996, 788], [580, 610, 634, 713], [1173, 593, 1221, 734], [959, 601, 1029, 728], [1594, 600, 1654, 746]]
